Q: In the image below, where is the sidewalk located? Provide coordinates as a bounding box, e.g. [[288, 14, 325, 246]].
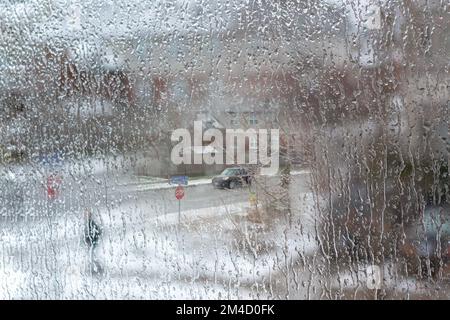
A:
[[133, 176, 214, 191]]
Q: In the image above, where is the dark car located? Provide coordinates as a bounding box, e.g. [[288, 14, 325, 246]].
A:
[[212, 167, 252, 189]]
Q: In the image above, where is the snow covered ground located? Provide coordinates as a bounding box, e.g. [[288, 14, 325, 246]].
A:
[[0, 174, 320, 299], [0, 165, 443, 299]]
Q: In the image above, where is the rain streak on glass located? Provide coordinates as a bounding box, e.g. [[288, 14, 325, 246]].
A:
[[0, 0, 448, 299]]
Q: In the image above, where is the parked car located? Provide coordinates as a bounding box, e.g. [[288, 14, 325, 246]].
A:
[[212, 167, 252, 189]]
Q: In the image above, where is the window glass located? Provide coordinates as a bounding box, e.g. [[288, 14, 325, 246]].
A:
[[0, 0, 448, 300]]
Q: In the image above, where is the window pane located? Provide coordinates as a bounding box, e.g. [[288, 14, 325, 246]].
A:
[[0, 0, 448, 300]]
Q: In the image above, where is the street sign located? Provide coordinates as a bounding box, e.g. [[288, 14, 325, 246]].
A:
[[47, 174, 62, 199], [170, 175, 189, 186], [36, 152, 64, 167], [175, 186, 185, 200]]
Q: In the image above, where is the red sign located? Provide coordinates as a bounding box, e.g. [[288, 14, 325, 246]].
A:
[[47, 174, 62, 199], [175, 186, 185, 200]]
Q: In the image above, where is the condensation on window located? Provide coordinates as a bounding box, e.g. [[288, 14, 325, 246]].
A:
[[0, 0, 448, 299]]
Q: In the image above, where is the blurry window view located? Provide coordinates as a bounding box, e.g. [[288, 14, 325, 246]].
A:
[[0, 0, 448, 300]]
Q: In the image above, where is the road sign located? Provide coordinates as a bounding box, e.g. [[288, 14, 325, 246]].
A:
[[170, 175, 189, 186], [47, 174, 62, 199], [175, 186, 185, 200], [37, 152, 64, 167]]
